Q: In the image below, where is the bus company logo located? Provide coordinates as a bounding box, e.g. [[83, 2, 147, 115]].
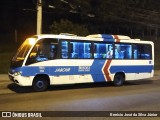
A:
[[2, 112, 11, 117], [55, 68, 71, 72], [78, 66, 90, 72], [1, 112, 42, 118]]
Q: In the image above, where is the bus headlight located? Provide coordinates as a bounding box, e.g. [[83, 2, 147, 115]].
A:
[[14, 71, 22, 76]]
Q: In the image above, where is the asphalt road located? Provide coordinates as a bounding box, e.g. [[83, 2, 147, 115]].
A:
[[0, 72, 160, 120]]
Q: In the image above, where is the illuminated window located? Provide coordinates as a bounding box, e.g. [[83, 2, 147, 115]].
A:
[[94, 43, 113, 59], [114, 44, 132, 59], [61, 41, 68, 58], [70, 42, 92, 59]]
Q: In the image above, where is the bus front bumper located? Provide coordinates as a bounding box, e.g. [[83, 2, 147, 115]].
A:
[[8, 73, 33, 86]]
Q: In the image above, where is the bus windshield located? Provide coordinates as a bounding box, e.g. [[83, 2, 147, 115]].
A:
[[12, 38, 37, 62]]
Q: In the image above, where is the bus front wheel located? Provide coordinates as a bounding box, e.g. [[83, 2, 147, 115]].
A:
[[113, 74, 125, 86], [32, 76, 49, 92]]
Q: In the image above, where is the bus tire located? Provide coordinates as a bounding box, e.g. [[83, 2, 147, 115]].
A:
[[32, 76, 49, 92], [113, 73, 125, 86]]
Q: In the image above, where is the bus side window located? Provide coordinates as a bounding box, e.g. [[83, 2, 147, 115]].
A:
[[133, 44, 151, 59], [26, 39, 58, 65], [61, 41, 68, 58], [70, 42, 91, 59], [114, 44, 132, 59], [70, 42, 78, 58], [94, 43, 113, 59]]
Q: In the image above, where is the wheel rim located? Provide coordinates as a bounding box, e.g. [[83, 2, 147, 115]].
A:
[[36, 80, 45, 88], [116, 77, 122, 84], [115, 75, 123, 85]]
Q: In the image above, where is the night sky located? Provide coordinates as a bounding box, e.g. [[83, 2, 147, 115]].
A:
[[1, 0, 41, 43], [0, 0, 83, 43], [1, 0, 160, 44]]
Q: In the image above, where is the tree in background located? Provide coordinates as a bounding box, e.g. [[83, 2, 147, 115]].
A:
[[49, 19, 89, 36]]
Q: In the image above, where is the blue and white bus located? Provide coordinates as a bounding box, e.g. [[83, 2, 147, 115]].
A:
[[8, 34, 154, 91]]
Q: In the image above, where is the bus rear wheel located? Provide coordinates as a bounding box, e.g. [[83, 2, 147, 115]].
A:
[[113, 74, 125, 86], [32, 76, 49, 92]]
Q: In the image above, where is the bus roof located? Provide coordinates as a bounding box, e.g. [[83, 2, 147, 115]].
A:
[[32, 34, 153, 44], [86, 34, 131, 39]]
